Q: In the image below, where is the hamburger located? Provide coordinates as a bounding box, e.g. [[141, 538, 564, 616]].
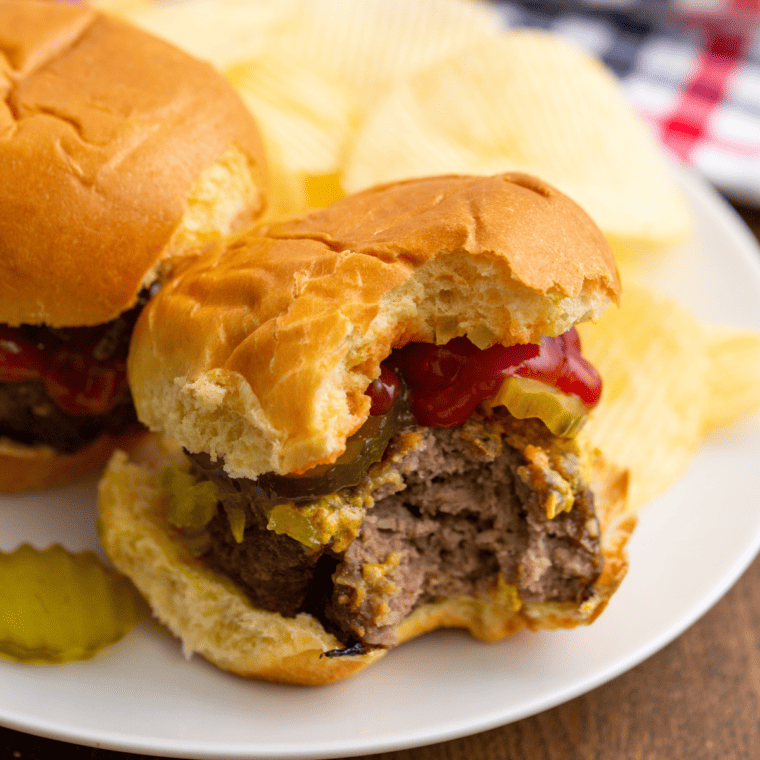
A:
[[98, 173, 635, 685], [0, 0, 268, 491]]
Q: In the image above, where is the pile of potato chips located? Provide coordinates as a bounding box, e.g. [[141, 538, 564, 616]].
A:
[[95, 0, 760, 513], [94, 0, 692, 252]]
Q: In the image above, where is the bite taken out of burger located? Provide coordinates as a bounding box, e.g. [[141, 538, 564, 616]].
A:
[[0, 0, 268, 491], [98, 172, 635, 685]]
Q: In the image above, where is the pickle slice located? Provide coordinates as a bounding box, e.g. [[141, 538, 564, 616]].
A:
[[0, 544, 145, 663], [258, 390, 412, 501], [491, 376, 589, 437]]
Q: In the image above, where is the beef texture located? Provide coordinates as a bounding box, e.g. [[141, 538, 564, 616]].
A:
[[0, 291, 152, 453], [196, 411, 603, 648], [0, 379, 138, 453]]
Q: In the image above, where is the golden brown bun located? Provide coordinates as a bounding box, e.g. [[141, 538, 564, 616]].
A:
[[0, 0, 267, 328], [97, 445, 633, 685], [0, 429, 147, 493], [129, 172, 620, 480]]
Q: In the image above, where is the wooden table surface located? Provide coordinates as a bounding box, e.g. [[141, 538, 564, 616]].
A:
[[3, 202, 760, 760]]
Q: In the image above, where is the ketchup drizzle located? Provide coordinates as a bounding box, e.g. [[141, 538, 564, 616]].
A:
[[365, 364, 402, 416], [367, 328, 601, 429], [0, 324, 128, 416]]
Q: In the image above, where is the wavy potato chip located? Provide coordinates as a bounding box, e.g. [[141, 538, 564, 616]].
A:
[[225, 52, 359, 218], [702, 326, 760, 432], [577, 285, 709, 511], [96, 0, 506, 100], [223, 0, 504, 214], [226, 53, 359, 179], [343, 30, 692, 261], [261, 0, 506, 111], [102, 0, 690, 261]]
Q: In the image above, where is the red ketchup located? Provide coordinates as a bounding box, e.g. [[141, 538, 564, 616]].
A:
[[0, 324, 128, 416], [367, 328, 600, 428], [365, 364, 402, 416]]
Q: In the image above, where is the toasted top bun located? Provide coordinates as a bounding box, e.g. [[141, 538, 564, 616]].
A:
[[0, 0, 267, 328], [129, 172, 620, 480], [97, 444, 633, 685]]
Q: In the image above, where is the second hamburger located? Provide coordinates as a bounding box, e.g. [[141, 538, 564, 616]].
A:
[[0, 0, 268, 491]]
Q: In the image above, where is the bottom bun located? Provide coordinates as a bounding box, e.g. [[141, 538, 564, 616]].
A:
[[97, 447, 634, 686], [0, 430, 148, 493]]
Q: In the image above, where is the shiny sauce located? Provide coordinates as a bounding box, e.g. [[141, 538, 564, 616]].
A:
[[368, 328, 600, 428], [0, 324, 128, 416]]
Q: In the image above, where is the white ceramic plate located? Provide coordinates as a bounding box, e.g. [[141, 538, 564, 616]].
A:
[[1, 168, 760, 759]]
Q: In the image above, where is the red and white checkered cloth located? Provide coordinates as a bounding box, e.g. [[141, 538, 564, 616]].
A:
[[492, 0, 760, 206]]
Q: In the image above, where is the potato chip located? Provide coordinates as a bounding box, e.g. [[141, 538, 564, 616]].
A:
[[343, 30, 692, 262], [577, 285, 709, 511], [257, 139, 310, 222], [99, 1, 689, 258], [97, 0, 505, 104], [702, 326, 760, 432], [226, 51, 358, 218], [226, 54, 358, 179], [302, 173, 346, 210], [261, 0, 506, 111], [224, 0, 505, 214]]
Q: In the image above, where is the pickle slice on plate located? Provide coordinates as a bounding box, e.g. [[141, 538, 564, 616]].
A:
[[491, 375, 589, 437], [0, 544, 145, 663]]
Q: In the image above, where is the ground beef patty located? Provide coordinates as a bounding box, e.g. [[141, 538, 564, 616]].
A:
[[197, 410, 603, 648], [0, 290, 152, 454], [0, 379, 138, 454]]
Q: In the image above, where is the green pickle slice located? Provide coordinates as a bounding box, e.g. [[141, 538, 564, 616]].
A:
[[258, 392, 408, 501], [491, 375, 589, 437], [0, 544, 145, 664]]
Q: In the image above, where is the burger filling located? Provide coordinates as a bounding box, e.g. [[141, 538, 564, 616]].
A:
[[169, 330, 605, 650], [0, 290, 154, 454]]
